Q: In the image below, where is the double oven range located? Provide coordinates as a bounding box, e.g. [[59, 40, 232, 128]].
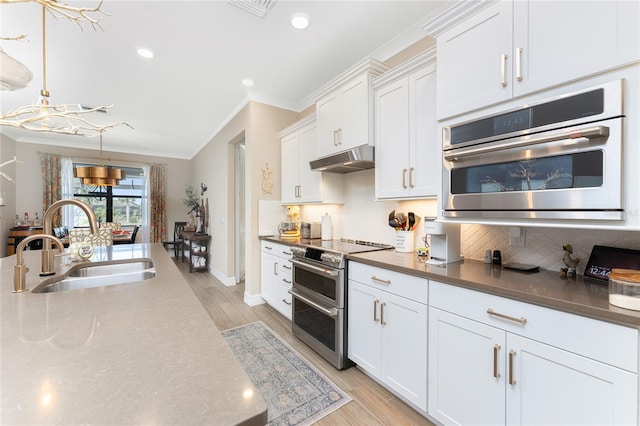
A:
[[289, 239, 391, 369]]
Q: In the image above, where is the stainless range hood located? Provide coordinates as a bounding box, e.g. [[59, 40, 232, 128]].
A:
[[309, 145, 374, 173]]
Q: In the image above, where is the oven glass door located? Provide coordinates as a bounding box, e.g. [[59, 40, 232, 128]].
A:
[[443, 118, 623, 220], [290, 288, 345, 368], [291, 259, 344, 308]]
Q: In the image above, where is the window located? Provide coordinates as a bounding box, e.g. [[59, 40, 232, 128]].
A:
[[71, 164, 145, 227]]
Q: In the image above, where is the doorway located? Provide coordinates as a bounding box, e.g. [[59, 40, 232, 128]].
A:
[[234, 140, 246, 284]]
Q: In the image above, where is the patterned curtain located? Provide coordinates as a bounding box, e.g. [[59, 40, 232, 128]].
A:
[[148, 163, 166, 243], [40, 153, 62, 227]]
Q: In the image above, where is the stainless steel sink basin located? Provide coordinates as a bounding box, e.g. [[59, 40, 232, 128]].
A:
[[31, 259, 156, 293]]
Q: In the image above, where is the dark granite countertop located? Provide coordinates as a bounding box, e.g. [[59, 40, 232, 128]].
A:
[[259, 236, 640, 328]]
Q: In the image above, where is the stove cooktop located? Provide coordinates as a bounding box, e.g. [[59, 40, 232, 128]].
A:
[[300, 238, 393, 255]]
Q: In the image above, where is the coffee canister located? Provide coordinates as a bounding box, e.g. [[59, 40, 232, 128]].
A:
[[609, 269, 640, 311]]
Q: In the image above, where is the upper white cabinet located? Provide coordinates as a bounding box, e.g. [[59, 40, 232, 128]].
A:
[[373, 49, 439, 199], [434, 0, 640, 119], [313, 59, 389, 158], [279, 114, 343, 204]]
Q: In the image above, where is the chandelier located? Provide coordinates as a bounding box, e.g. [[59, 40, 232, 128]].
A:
[[0, 2, 131, 136], [74, 131, 124, 186]]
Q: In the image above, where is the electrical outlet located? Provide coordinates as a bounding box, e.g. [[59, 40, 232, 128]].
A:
[[510, 226, 525, 247]]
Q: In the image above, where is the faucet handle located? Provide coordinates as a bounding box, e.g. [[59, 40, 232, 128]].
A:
[[13, 264, 28, 293]]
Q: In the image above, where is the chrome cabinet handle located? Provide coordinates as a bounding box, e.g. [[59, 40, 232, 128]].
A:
[[493, 344, 501, 378], [274, 262, 278, 276], [487, 308, 527, 325], [509, 350, 516, 385], [402, 168, 408, 189], [264, 246, 273, 250], [409, 167, 414, 188], [500, 53, 508, 87], [337, 128, 342, 146], [282, 264, 292, 270], [373, 299, 379, 322], [371, 275, 391, 285], [333, 129, 339, 146], [282, 278, 291, 284], [380, 302, 387, 325], [282, 299, 291, 306], [516, 47, 523, 81]]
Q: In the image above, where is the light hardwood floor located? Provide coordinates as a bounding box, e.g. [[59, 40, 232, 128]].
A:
[[175, 259, 435, 426]]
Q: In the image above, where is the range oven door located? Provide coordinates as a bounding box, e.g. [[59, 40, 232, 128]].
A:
[[443, 118, 623, 220], [291, 258, 344, 308], [289, 287, 347, 369]]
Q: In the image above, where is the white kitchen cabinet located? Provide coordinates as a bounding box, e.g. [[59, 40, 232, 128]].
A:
[[313, 58, 389, 158], [260, 241, 293, 319], [348, 262, 428, 412], [428, 281, 639, 426], [374, 49, 438, 199], [279, 114, 343, 204], [435, 0, 640, 119]]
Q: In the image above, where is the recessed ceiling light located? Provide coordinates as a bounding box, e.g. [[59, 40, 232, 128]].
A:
[[290, 12, 311, 30], [242, 78, 254, 87], [137, 48, 155, 59]]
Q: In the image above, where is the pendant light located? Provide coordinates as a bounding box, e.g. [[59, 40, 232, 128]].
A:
[[74, 131, 125, 186]]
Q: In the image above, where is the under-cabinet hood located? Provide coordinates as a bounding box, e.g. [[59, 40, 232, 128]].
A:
[[309, 145, 374, 173]]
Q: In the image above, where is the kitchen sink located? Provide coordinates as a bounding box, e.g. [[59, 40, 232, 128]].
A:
[[31, 259, 156, 293]]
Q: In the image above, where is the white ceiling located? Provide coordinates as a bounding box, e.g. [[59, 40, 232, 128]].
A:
[[0, 0, 448, 159]]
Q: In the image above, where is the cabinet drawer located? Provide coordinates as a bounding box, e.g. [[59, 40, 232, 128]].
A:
[[430, 281, 638, 372], [349, 262, 428, 304], [261, 241, 292, 258]]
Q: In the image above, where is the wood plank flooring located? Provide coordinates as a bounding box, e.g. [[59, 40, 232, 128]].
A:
[[175, 259, 435, 426]]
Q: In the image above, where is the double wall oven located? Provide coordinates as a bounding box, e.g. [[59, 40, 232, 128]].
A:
[[442, 79, 625, 221], [289, 240, 391, 369]]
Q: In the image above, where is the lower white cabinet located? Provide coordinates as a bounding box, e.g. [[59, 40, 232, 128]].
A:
[[348, 262, 428, 412], [260, 241, 292, 319], [428, 281, 639, 426]]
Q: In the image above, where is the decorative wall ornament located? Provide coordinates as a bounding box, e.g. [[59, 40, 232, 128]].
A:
[[0, 156, 21, 182], [261, 162, 273, 194]]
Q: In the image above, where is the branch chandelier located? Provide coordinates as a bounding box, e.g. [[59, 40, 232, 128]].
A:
[[74, 131, 125, 186], [0, 0, 132, 137]]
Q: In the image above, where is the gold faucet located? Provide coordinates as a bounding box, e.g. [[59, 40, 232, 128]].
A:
[[13, 234, 64, 293], [41, 199, 99, 276]]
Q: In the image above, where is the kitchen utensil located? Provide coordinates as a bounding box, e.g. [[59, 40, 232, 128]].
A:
[[397, 212, 407, 231], [389, 219, 399, 229], [408, 212, 415, 231]]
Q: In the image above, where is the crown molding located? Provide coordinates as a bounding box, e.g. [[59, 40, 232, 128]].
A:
[[423, 0, 497, 37], [372, 47, 436, 89], [310, 58, 391, 102]]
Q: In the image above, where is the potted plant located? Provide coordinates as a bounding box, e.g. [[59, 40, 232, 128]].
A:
[[182, 184, 200, 231]]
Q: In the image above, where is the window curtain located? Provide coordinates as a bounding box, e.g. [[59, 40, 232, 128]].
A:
[[40, 153, 62, 227], [145, 163, 166, 243], [60, 157, 74, 227]]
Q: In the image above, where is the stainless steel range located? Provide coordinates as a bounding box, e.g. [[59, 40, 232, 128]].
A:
[[289, 239, 392, 369]]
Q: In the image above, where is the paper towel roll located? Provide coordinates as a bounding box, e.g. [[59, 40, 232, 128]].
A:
[[321, 213, 332, 240]]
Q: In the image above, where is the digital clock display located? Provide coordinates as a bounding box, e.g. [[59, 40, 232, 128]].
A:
[[493, 109, 531, 135]]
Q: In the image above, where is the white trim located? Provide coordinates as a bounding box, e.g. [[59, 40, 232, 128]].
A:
[[209, 265, 236, 287], [372, 48, 437, 89], [310, 58, 390, 102], [244, 292, 267, 307], [422, 0, 497, 37]]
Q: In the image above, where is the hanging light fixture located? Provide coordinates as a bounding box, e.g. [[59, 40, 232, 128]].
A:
[[0, 3, 131, 136], [74, 131, 125, 186]]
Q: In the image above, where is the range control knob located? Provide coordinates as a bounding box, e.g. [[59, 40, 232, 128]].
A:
[[321, 253, 341, 266]]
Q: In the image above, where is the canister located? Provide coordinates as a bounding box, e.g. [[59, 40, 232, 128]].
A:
[[608, 269, 640, 311]]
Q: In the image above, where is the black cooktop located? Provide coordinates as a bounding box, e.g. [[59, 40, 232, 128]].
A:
[[299, 238, 393, 255]]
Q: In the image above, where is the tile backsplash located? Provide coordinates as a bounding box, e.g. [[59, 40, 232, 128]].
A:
[[298, 169, 640, 274]]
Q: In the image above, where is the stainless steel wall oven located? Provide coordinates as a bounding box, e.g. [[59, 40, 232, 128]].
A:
[[442, 79, 625, 220]]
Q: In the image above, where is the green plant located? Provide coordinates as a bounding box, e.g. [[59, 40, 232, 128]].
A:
[[183, 184, 200, 211]]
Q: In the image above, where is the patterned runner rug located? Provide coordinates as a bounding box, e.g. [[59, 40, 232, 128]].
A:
[[222, 321, 352, 426]]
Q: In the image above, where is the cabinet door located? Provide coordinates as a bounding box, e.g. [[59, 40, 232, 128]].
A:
[[507, 334, 638, 426], [281, 132, 300, 204], [428, 307, 506, 426], [437, 1, 513, 119], [316, 93, 341, 157], [380, 292, 428, 411], [339, 73, 370, 151], [260, 251, 279, 306], [513, 0, 640, 97], [408, 65, 438, 198], [375, 77, 410, 199], [297, 123, 322, 203], [347, 280, 382, 376]]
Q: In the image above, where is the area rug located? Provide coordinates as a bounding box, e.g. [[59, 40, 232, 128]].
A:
[[221, 321, 352, 426]]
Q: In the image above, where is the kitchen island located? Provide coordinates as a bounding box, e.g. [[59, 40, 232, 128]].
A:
[[1, 243, 267, 425]]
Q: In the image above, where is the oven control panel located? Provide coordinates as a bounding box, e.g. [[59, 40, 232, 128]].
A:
[[320, 252, 342, 268]]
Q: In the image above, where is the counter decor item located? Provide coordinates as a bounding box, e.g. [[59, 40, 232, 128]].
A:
[[396, 231, 414, 253], [609, 269, 640, 311], [561, 243, 580, 278]]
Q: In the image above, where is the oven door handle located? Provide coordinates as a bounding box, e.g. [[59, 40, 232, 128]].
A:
[[444, 125, 609, 162], [291, 259, 340, 278], [288, 289, 338, 317]]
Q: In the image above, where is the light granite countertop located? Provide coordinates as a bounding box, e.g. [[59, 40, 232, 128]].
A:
[[260, 235, 640, 328], [1, 243, 267, 426]]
